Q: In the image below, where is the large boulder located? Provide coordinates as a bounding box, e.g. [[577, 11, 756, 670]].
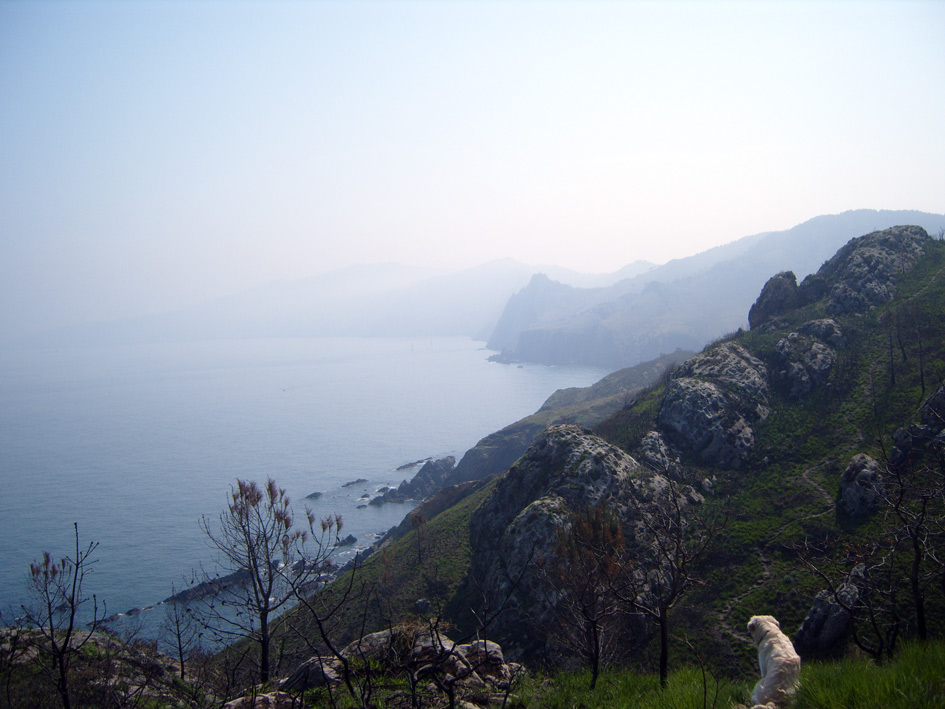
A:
[[887, 385, 945, 470], [637, 430, 682, 476], [279, 656, 340, 692], [657, 343, 769, 467], [797, 318, 844, 347], [468, 424, 699, 662], [795, 565, 864, 653], [837, 454, 884, 517], [771, 329, 837, 400], [749, 271, 798, 330]]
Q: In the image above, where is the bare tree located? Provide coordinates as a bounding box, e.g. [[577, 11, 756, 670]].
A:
[[536, 502, 630, 689], [876, 427, 945, 643], [614, 478, 720, 688], [161, 584, 204, 682], [199, 477, 314, 685], [798, 539, 904, 662], [19, 523, 102, 709]]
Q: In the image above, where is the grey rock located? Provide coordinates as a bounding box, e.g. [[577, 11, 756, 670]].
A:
[[804, 342, 836, 384], [223, 692, 296, 709], [934, 430, 945, 450], [798, 225, 932, 315], [749, 271, 798, 330], [772, 332, 836, 400], [335, 534, 357, 546], [372, 456, 457, 505], [637, 430, 682, 476], [795, 565, 864, 652], [677, 342, 770, 409], [469, 424, 696, 662], [280, 656, 341, 692], [657, 343, 769, 467], [837, 454, 884, 517], [797, 318, 844, 347], [328, 626, 522, 701]]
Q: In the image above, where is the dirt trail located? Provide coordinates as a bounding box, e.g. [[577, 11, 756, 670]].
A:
[[715, 460, 835, 645], [715, 250, 945, 649]]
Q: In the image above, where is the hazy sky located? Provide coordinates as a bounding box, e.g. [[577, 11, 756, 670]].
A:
[[1, 1, 944, 339]]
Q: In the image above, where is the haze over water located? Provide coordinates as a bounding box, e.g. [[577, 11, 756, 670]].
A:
[[0, 336, 608, 625]]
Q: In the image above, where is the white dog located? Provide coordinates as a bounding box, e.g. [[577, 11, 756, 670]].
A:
[[747, 615, 801, 708]]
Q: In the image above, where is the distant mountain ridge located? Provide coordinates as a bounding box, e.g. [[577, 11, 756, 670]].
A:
[[16, 259, 656, 348], [487, 209, 945, 368], [18, 209, 944, 355]]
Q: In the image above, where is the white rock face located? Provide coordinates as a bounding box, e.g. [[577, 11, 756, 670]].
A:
[[772, 328, 837, 400], [657, 343, 769, 467], [814, 225, 931, 315]]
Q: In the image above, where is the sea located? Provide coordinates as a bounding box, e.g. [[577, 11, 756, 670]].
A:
[[0, 336, 608, 633]]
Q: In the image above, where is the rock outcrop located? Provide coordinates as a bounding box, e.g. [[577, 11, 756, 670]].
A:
[[749, 226, 932, 331], [468, 424, 701, 662], [771, 323, 839, 400], [749, 271, 798, 330], [657, 343, 770, 467], [837, 454, 884, 517], [636, 430, 682, 476], [371, 456, 457, 505], [798, 225, 932, 315], [886, 384, 945, 473], [795, 565, 864, 653], [276, 626, 523, 708]]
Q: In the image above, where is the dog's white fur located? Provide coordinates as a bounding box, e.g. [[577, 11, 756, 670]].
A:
[[747, 615, 801, 707]]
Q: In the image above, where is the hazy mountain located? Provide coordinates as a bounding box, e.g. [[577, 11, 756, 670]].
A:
[[18, 259, 655, 348], [488, 209, 945, 368]]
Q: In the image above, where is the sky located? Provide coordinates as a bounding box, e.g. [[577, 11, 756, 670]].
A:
[[1, 1, 944, 339]]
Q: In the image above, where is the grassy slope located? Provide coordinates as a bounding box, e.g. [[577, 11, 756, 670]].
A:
[[513, 640, 945, 709], [595, 239, 945, 675]]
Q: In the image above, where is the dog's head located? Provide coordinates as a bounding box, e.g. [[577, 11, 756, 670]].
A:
[[747, 615, 780, 645]]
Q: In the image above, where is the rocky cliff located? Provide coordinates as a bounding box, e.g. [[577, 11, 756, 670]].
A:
[[468, 424, 702, 662], [489, 211, 945, 368]]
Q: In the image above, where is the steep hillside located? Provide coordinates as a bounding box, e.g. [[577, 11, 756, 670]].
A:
[[489, 210, 945, 368], [274, 225, 945, 692], [595, 225, 945, 667]]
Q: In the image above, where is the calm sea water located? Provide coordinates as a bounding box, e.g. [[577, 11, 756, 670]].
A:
[[0, 336, 607, 627]]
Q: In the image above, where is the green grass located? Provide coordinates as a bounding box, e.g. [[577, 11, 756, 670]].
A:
[[511, 640, 945, 709], [515, 665, 748, 708], [793, 640, 945, 709]]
